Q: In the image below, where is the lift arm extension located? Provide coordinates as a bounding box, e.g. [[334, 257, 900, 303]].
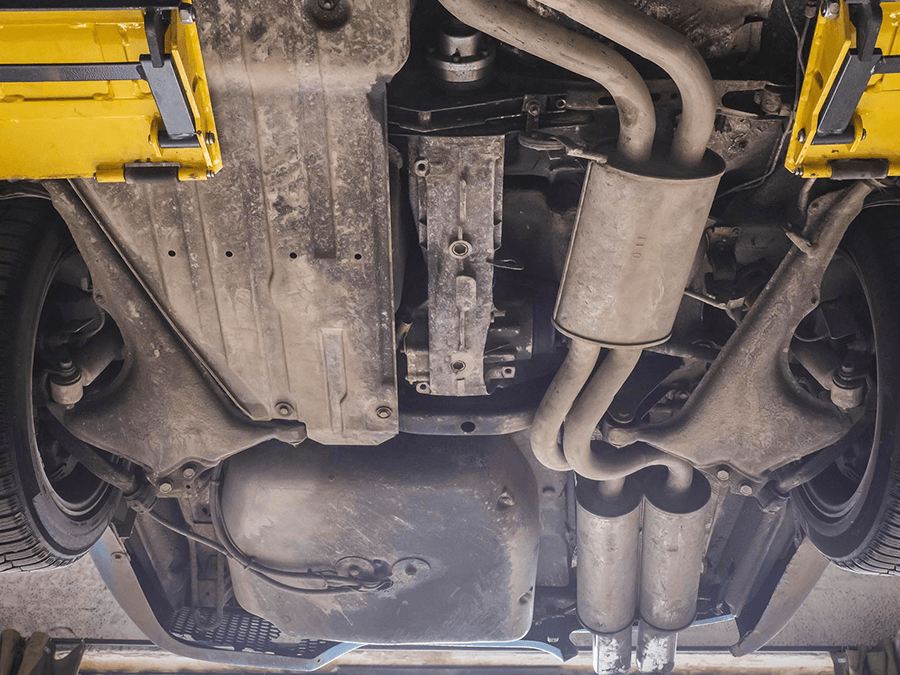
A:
[[0, 0, 221, 182], [787, 0, 900, 178]]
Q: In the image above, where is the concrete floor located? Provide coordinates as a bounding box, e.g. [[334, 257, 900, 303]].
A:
[[1, 554, 899, 649]]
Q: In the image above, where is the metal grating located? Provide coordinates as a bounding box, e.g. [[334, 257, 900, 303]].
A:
[[167, 606, 337, 658]]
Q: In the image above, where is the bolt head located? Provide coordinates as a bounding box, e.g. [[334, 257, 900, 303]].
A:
[[159, 480, 174, 494], [739, 482, 753, 496], [525, 100, 541, 116], [376, 406, 393, 419], [797, 128, 807, 144], [276, 402, 294, 417], [178, 2, 196, 23], [821, 0, 840, 19], [716, 467, 731, 482], [205, 132, 216, 146], [498, 494, 515, 509], [182, 465, 197, 479]]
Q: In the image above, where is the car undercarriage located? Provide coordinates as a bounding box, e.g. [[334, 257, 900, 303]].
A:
[[1, 0, 900, 672]]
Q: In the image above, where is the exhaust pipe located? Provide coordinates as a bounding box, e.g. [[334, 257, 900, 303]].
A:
[[637, 470, 711, 673], [576, 477, 642, 675], [434, 1, 721, 673]]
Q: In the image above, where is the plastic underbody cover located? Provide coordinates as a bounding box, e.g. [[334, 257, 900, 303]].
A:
[[220, 435, 541, 644]]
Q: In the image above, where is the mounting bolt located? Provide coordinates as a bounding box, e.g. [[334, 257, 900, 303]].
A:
[[498, 493, 515, 509], [525, 99, 542, 117], [821, 0, 840, 18], [738, 481, 754, 496], [376, 406, 393, 419], [178, 2, 196, 23], [318, 0, 338, 10], [797, 128, 807, 144], [182, 465, 197, 479], [275, 401, 294, 417], [793, 167, 805, 177], [205, 132, 216, 146], [159, 480, 174, 494], [716, 467, 731, 482]]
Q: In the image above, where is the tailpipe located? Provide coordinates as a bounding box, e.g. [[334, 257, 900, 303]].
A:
[[576, 476, 642, 675], [636, 470, 712, 674]]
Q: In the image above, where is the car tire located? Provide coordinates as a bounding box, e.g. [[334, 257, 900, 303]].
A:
[[0, 197, 120, 572], [794, 205, 900, 574]]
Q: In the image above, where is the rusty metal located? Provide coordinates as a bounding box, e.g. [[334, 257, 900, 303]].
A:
[[406, 135, 505, 396], [606, 182, 875, 479]]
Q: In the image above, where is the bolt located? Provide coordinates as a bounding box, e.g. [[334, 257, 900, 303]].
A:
[[159, 480, 174, 494], [318, 0, 337, 9], [205, 132, 216, 146], [797, 128, 807, 144], [548, 636, 559, 643], [182, 465, 197, 479], [206, 170, 215, 179], [348, 565, 360, 577], [275, 402, 294, 417], [376, 406, 393, 419], [58, 358, 74, 370], [793, 167, 805, 177], [111, 552, 126, 561], [178, 2, 196, 23], [525, 99, 541, 117], [498, 494, 515, 509], [821, 0, 840, 18], [739, 481, 754, 496], [716, 467, 731, 482], [93, 292, 104, 304]]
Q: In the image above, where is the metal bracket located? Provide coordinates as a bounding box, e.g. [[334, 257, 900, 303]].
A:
[[605, 183, 873, 479]]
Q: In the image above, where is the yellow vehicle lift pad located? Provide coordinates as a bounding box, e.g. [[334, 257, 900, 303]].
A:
[[787, 0, 900, 179], [0, 1, 221, 182]]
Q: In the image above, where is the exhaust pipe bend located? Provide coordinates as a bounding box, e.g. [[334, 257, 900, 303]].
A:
[[539, 0, 716, 168], [531, 339, 602, 471], [562, 349, 694, 494], [435, 0, 656, 166]]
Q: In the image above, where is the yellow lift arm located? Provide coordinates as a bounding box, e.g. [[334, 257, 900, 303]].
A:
[[787, 0, 900, 179], [0, 1, 221, 182]]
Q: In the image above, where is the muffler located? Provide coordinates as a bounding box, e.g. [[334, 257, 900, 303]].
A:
[[576, 476, 642, 675], [636, 470, 712, 674], [553, 155, 726, 350]]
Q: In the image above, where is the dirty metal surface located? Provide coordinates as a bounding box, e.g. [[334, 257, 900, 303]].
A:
[[64, 0, 411, 446], [607, 184, 873, 479], [46, 182, 306, 478], [220, 435, 541, 644], [407, 135, 505, 396]]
